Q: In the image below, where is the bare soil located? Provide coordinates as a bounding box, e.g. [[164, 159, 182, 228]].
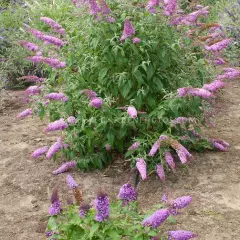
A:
[[0, 80, 240, 239]]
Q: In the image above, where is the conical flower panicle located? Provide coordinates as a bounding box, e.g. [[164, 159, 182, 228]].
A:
[[164, 151, 175, 170], [52, 161, 77, 175], [66, 175, 78, 189], [142, 208, 170, 229], [156, 164, 165, 183], [136, 158, 147, 180], [79, 201, 90, 218], [172, 196, 192, 209], [32, 146, 49, 159], [95, 191, 110, 222], [168, 230, 197, 240], [49, 189, 61, 216], [118, 183, 137, 206], [17, 108, 32, 118]]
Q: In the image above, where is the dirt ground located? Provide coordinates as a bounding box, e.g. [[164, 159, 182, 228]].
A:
[[0, 78, 240, 240]]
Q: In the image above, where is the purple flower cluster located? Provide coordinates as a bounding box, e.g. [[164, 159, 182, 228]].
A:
[[168, 230, 197, 240], [118, 183, 137, 206], [81, 89, 97, 99], [26, 56, 66, 69], [48, 189, 61, 216], [171, 141, 192, 164], [89, 0, 101, 15], [18, 75, 46, 83], [170, 117, 191, 126], [45, 92, 68, 102], [25, 85, 41, 95], [127, 106, 138, 119], [90, 97, 103, 109], [67, 116, 76, 124], [164, 151, 175, 170], [146, 0, 159, 14], [214, 58, 225, 65], [18, 40, 39, 52], [66, 174, 78, 189], [45, 118, 68, 132], [203, 80, 226, 92], [46, 138, 63, 159], [40, 17, 65, 35], [156, 164, 165, 183], [148, 135, 168, 157], [148, 140, 161, 157], [17, 108, 32, 118], [128, 141, 140, 151], [95, 192, 110, 222], [211, 139, 229, 151], [172, 196, 192, 210], [136, 158, 147, 180], [42, 34, 65, 47], [178, 87, 213, 99], [171, 7, 209, 26], [142, 208, 170, 228], [79, 202, 90, 218], [216, 68, 240, 80], [120, 20, 135, 41], [32, 146, 49, 159], [205, 38, 233, 52], [163, 0, 177, 16], [52, 161, 77, 175]]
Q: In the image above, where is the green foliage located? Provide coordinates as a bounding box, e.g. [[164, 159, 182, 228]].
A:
[[10, 0, 215, 170], [46, 202, 164, 240]]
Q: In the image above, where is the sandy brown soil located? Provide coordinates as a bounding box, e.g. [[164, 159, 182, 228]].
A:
[[0, 79, 240, 239]]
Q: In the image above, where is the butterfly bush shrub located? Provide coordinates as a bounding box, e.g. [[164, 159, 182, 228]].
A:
[[28, 0, 215, 170], [46, 175, 196, 240], [17, 0, 232, 173]]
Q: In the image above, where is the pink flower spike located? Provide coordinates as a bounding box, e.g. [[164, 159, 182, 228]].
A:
[[132, 37, 141, 44], [136, 158, 147, 180], [46, 138, 63, 159], [127, 106, 137, 119], [213, 142, 227, 151], [90, 97, 103, 109], [105, 144, 111, 151], [40, 17, 65, 35], [17, 108, 32, 118], [45, 119, 68, 132], [120, 20, 135, 41], [32, 146, 49, 159], [172, 196, 192, 209], [156, 164, 165, 183], [18, 40, 39, 52], [164, 151, 175, 170], [205, 38, 233, 52], [52, 161, 77, 175], [203, 80, 225, 92], [163, 0, 177, 16], [80, 89, 97, 99], [128, 141, 140, 151], [25, 86, 41, 95], [45, 93, 68, 102], [148, 140, 161, 157], [168, 230, 197, 240], [67, 116, 76, 124]]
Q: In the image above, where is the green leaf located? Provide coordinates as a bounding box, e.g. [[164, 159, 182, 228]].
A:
[[133, 69, 144, 85], [70, 226, 85, 240], [106, 230, 121, 240], [89, 223, 99, 239], [107, 128, 115, 145], [98, 68, 109, 81]]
